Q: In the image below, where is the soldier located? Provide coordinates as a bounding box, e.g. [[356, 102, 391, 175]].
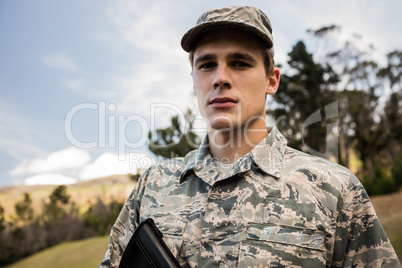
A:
[[100, 5, 401, 267]]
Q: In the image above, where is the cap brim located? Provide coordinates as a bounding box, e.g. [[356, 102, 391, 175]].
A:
[[181, 21, 273, 52]]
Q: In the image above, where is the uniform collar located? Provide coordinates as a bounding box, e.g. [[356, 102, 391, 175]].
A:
[[249, 126, 287, 179], [180, 126, 287, 183]]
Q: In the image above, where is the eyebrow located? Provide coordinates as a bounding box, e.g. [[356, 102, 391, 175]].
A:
[[194, 52, 257, 66], [194, 53, 216, 66], [227, 52, 257, 63]]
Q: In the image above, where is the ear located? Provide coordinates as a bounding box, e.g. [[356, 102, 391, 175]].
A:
[[266, 67, 280, 95]]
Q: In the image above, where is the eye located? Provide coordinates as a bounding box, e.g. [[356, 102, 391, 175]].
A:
[[232, 61, 250, 68], [199, 62, 216, 70]]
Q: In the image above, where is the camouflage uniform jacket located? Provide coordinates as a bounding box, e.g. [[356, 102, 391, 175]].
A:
[[99, 126, 400, 267]]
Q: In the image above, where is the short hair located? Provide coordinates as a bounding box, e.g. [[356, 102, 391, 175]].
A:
[[189, 45, 275, 77]]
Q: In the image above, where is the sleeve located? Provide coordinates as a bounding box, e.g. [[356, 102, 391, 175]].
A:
[[331, 173, 400, 267], [98, 166, 153, 268]]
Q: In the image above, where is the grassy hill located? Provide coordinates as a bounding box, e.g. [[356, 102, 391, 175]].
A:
[[370, 188, 402, 258], [0, 174, 136, 219], [5, 236, 109, 268]]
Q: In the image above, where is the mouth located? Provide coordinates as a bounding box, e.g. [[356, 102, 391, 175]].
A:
[[209, 97, 238, 108]]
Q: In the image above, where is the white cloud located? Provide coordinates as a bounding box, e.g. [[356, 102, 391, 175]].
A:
[[104, 0, 187, 53], [61, 77, 86, 91], [10, 147, 91, 176], [79, 152, 153, 180], [41, 52, 79, 72], [93, 0, 194, 125], [25, 173, 77, 185], [269, 1, 400, 66]]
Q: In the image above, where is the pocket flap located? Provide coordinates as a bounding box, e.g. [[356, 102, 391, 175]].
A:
[[247, 222, 325, 251], [264, 196, 315, 229]]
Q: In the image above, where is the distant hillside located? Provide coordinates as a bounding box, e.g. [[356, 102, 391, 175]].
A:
[[5, 236, 109, 268], [0, 174, 136, 219], [371, 188, 402, 258]]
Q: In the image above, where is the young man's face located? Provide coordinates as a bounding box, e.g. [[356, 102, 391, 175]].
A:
[[191, 29, 279, 133]]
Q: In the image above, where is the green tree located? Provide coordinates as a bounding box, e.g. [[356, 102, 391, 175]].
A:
[[49, 185, 70, 204], [15, 193, 34, 223], [149, 109, 201, 158], [43, 185, 70, 224], [83, 199, 123, 236], [378, 50, 402, 92], [0, 203, 5, 231], [378, 51, 402, 161], [380, 90, 402, 161], [328, 36, 390, 179], [271, 40, 339, 154], [305, 26, 401, 184]]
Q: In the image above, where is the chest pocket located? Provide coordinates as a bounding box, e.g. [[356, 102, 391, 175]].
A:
[[238, 197, 326, 267], [238, 223, 326, 267], [152, 216, 186, 260], [264, 196, 315, 229]]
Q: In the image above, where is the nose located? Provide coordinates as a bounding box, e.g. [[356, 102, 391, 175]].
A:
[[213, 65, 231, 90]]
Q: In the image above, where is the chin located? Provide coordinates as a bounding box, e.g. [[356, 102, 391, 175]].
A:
[[209, 116, 239, 131]]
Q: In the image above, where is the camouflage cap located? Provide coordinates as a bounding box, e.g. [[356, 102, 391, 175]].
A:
[[181, 5, 273, 52]]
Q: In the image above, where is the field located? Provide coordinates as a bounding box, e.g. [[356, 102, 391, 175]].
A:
[[370, 188, 402, 258], [5, 236, 109, 268]]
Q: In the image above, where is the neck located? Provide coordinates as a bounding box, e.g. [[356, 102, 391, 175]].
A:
[[208, 124, 268, 163]]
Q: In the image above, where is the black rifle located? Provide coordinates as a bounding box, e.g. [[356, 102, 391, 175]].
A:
[[119, 218, 181, 268]]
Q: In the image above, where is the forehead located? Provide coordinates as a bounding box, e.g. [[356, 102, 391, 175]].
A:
[[193, 29, 265, 58]]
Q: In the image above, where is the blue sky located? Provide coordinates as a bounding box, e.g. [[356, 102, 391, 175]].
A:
[[0, 0, 401, 187]]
